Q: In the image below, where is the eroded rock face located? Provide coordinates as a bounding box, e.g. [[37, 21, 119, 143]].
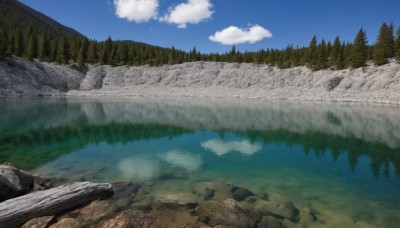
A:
[[0, 163, 34, 201]]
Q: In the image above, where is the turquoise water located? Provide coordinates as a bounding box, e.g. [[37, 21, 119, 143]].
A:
[[1, 98, 400, 227]]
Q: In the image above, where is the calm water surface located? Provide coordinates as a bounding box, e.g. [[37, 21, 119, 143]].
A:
[[1, 98, 399, 227]]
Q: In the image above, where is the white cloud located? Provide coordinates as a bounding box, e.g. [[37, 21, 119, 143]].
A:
[[201, 139, 263, 156], [161, 150, 202, 171], [209, 25, 272, 45], [161, 0, 214, 28], [113, 0, 159, 23], [118, 156, 160, 180]]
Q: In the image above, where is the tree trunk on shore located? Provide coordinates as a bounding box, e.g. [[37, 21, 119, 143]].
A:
[[0, 182, 113, 228]]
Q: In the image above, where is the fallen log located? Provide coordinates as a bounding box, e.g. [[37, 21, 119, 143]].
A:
[[0, 182, 113, 228]]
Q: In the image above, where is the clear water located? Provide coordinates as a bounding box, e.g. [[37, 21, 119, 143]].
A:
[[1, 97, 400, 227]]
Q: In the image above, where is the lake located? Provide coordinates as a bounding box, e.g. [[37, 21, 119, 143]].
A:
[[1, 97, 399, 227]]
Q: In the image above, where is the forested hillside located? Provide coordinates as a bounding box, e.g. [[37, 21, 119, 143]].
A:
[[1, 0, 400, 70]]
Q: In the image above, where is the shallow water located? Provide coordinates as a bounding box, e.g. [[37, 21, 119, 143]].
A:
[[1, 97, 400, 227]]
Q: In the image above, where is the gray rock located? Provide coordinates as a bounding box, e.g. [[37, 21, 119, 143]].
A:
[[326, 76, 343, 91], [257, 216, 283, 228], [80, 67, 107, 90], [0, 163, 34, 201]]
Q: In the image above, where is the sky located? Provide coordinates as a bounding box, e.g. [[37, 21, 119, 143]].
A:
[[20, 0, 400, 53]]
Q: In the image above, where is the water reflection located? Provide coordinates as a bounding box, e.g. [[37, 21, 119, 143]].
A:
[[201, 139, 263, 156], [0, 97, 399, 178]]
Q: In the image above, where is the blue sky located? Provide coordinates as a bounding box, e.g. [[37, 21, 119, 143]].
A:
[[20, 0, 400, 53]]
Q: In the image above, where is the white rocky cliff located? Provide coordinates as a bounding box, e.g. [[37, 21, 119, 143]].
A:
[[1, 56, 400, 104]]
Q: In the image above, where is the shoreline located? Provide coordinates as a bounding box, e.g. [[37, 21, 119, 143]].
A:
[[1, 56, 400, 105]]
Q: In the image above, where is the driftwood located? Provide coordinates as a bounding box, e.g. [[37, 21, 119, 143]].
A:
[[0, 182, 113, 228]]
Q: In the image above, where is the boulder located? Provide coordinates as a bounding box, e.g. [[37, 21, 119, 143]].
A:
[[0, 163, 34, 201]]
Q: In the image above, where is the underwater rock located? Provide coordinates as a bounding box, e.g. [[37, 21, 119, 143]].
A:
[[203, 188, 215, 201], [195, 201, 258, 227], [257, 216, 283, 228], [261, 201, 299, 221], [49, 218, 83, 228], [21, 215, 56, 228], [0, 163, 34, 202], [59, 199, 119, 225], [101, 210, 154, 228], [131, 190, 154, 211], [299, 207, 317, 226], [112, 181, 141, 210], [159, 171, 189, 180], [231, 185, 254, 201]]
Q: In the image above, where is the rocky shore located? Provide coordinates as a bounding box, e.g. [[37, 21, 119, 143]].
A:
[[0, 162, 321, 228], [1, 57, 400, 104]]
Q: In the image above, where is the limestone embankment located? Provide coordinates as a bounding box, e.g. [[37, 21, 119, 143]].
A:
[[1, 56, 400, 104]]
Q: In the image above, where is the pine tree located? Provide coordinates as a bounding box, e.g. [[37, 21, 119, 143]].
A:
[[0, 28, 7, 59], [77, 39, 88, 67], [316, 39, 328, 70], [6, 30, 14, 55], [13, 28, 22, 56], [100, 37, 112, 64], [57, 35, 69, 64], [395, 27, 400, 63], [307, 35, 318, 69], [87, 41, 97, 63], [38, 32, 48, 61], [25, 35, 36, 61], [386, 23, 395, 58], [350, 29, 368, 68], [331, 36, 341, 68], [373, 23, 389, 65]]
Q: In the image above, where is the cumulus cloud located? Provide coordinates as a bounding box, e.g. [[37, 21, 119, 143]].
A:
[[209, 25, 272, 45], [201, 139, 263, 156], [118, 156, 160, 180], [161, 0, 214, 28], [113, 0, 159, 23], [161, 150, 202, 171]]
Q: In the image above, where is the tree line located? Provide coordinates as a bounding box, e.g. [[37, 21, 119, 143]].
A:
[[1, 21, 400, 70]]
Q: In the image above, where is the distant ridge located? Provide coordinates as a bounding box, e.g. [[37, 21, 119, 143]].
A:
[[0, 0, 83, 37]]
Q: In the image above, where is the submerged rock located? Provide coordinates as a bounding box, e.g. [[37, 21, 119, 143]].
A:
[[203, 188, 215, 201], [101, 210, 154, 228], [257, 216, 283, 228], [231, 185, 254, 202], [21, 216, 56, 228], [196, 201, 259, 227], [0, 163, 34, 201], [49, 218, 83, 228], [59, 199, 119, 225], [261, 201, 299, 221]]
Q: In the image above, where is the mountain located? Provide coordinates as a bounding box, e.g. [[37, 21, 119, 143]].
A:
[[0, 0, 83, 37]]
